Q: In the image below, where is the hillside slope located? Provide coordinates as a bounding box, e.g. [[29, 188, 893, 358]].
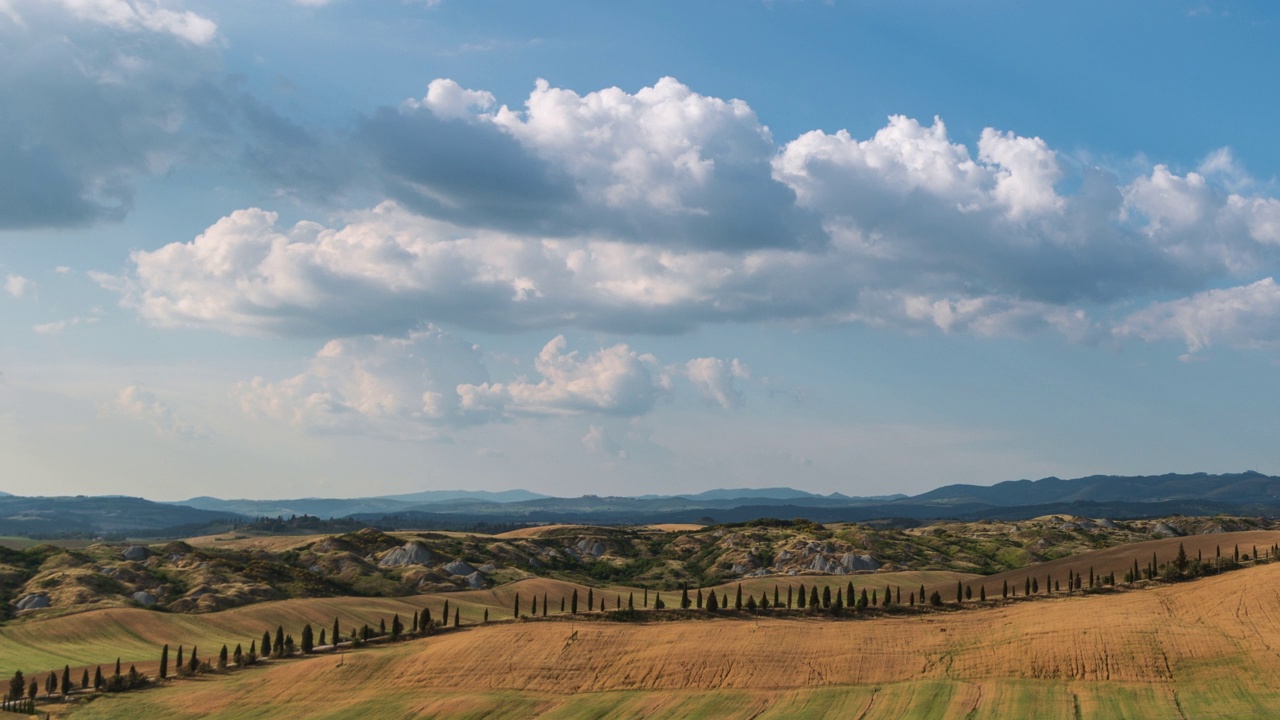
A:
[[62, 559, 1280, 719]]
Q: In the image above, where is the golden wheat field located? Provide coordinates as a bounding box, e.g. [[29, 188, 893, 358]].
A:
[[31, 550, 1280, 719]]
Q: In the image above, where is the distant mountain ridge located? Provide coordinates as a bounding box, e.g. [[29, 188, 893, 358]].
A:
[[6, 473, 1280, 536]]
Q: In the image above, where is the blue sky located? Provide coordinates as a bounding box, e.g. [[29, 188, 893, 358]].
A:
[[3, 0, 1279, 500]]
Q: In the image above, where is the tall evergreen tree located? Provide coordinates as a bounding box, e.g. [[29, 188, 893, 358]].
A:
[[484, 609, 489, 623], [787, 585, 793, 609], [218, 644, 229, 670], [515, 593, 521, 618], [696, 588, 703, 609], [572, 589, 579, 614], [234, 643, 243, 666], [965, 585, 972, 600], [333, 618, 341, 645], [61, 666, 70, 695], [544, 593, 548, 616], [775, 585, 780, 607], [736, 584, 743, 610], [319, 630, 326, 647], [707, 590, 719, 612], [1002, 579, 1008, 599], [560, 597, 565, 612], [93, 667, 102, 691], [7, 670, 22, 702], [532, 595, 538, 616], [302, 624, 315, 653], [379, 619, 386, 635], [919, 585, 925, 605], [681, 584, 691, 609], [980, 586, 986, 601], [809, 586, 820, 609], [858, 588, 869, 610], [454, 608, 459, 626], [796, 584, 806, 609], [956, 580, 963, 603], [423, 608, 432, 630], [412, 610, 419, 634], [885, 584, 892, 607], [27, 679, 36, 702], [443, 600, 450, 625], [629, 592, 634, 610], [188, 647, 199, 674], [644, 588, 649, 607], [822, 585, 831, 609], [587, 588, 594, 611], [275, 626, 285, 656], [80, 669, 89, 690], [160, 643, 169, 680]]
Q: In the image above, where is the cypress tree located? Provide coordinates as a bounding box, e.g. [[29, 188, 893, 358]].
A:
[[821, 585, 831, 609], [761, 592, 770, 610], [61, 666, 70, 695], [176, 646, 184, 673], [871, 589, 878, 606], [809, 586, 819, 609], [379, 619, 386, 635], [796, 584, 806, 609], [1089, 567, 1095, 588], [885, 584, 892, 607], [411, 610, 419, 634], [736, 584, 743, 610], [572, 589, 579, 614], [833, 589, 843, 611], [93, 667, 103, 690], [1235, 544, 1240, 563], [188, 647, 198, 674], [318, 630, 326, 647], [723, 591, 729, 608], [696, 588, 703, 609], [896, 586, 902, 604], [234, 643, 243, 666], [532, 595, 538, 616], [249, 640, 257, 663], [1026, 577, 1032, 595], [454, 608, 459, 626], [1031, 577, 1038, 594], [654, 592, 664, 610], [956, 580, 963, 603], [515, 593, 521, 618], [7, 670, 22, 702], [919, 585, 925, 604], [745, 595, 757, 611], [275, 626, 285, 656], [484, 609, 489, 623], [218, 644, 228, 670], [302, 624, 315, 653], [681, 585, 691, 609], [600, 597, 606, 612], [443, 600, 450, 625], [1002, 579, 1008, 599], [560, 597, 565, 612], [334, 618, 341, 644], [787, 585, 793, 609], [544, 593, 549, 616], [775, 585, 780, 607], [80, 669, 89, 689], [858, 588, 868, 610], [45, 672, 54, 695], [28, 679, 36, 701], [707, 590, 719, 612], [966, 585, 973, 600], [629, 592, 634, 610], [980, 586, 986, 601], [160, 643, 169, 680], [909, 592, 915, 606], [587, 588, 594, 611], [929, 590, 942, 606], [423, 608, 432, 630]]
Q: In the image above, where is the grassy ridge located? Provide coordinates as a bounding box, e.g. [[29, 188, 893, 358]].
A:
[[50, 559, 1280, 718]]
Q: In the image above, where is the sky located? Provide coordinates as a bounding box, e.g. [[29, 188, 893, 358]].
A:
[[3, 0, 1280, 501]]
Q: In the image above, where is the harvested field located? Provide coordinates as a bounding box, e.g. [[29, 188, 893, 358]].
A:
[[492, 525, 607, 539], [645, 524, 706, 532], [58, 558, 1280, 718]]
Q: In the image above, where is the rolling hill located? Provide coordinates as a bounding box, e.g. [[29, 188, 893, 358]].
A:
[[52, 551, 1280, 719]]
